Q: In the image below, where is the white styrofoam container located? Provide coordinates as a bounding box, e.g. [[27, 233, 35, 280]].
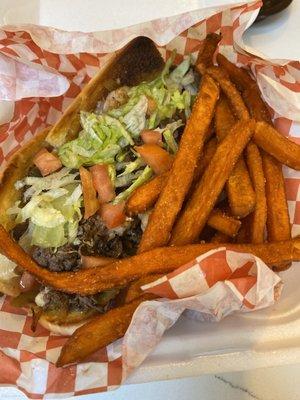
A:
[[0, 2, 299, 397]]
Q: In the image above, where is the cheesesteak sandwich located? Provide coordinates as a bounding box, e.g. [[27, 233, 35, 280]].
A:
[[0, 37, 199, 335]]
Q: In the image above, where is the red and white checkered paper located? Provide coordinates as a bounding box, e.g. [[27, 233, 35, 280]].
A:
[[1, 1, 300, 398]]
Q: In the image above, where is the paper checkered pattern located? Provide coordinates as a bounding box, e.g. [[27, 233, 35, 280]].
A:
[[0, 0, 300, 398], [122, 248, 282, 377]]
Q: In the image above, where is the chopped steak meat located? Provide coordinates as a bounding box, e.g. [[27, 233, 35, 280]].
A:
[[31, 214, 143, 272], [41, 288, 119, 313], [32, 244, 80, 272]]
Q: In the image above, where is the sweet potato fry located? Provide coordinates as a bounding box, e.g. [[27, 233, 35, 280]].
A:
[[235, 216, 251, 244], [215, 97, 256, 217], [207, 209, 241, 237], [193, 137, 218, 183], [243, 85, 272, 124], [1, 225, 300, 294], [124, 274, 163, 304], [207, 66, 250, 121], [81, 255, 116, 269], [126, 173, 167, 215], [215, 95, 236, 141], [216, 56, 290, 250], [138, 75, 219, 253], [196, 33, 221, 74], [126, 138, 217, 216], [226, 158, 256, 218], [246, 142, 267, 244], [57, 294, 155, 367], [253, 121, 300, 170], [216, 53, 255, 91], [170, 120, 254, 246], [263, 153, 291, 272], [211, 232, 231, 243], [241, 77, 291, 270]]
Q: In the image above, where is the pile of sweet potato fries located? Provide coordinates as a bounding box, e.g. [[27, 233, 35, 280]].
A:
[[1, 34, 300, 367]]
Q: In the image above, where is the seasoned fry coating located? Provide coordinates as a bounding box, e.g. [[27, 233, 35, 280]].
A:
[[263, 154, 291, 271], [246, 142, 267, 243], [211, 232, 231, 243], [196, 33, 221, 74], [124, 274, 163, 303], [207, 66, 250, 120], [1, 225, 300, 295], [127, 138, 218, 216], [138, 75, 219, 253], [170, 120, 254, 245], [216, 53, 255, 91], [126, 173, 167, 215], [207, 209, 241, 237], [254, 121, 300, 170], [215, 96, 236, 141], [217, 55, 291, 267], [57, 295, 154, 367], [215, 96, 256, 218]]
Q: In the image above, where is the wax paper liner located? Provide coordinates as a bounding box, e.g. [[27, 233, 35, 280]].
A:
[[1, 1, 300, 398]]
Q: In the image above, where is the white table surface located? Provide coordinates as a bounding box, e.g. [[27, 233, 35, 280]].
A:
[[1, 1, 300, 399]]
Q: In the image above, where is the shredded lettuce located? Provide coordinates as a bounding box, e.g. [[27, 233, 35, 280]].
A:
[[161, 120, 183, 154], [58, 112, 134, 168], [10, 170, 82, 249], [118, 157, 145, 177], [114, 166, 153, 204], [107, 53, 194, 132], [166, 56, 191, 89], [115, 171, 142, 188], [122, 95, 148, 137]]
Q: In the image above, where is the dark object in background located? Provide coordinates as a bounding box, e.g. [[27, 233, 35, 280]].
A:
[[256, 0, 293, 22]]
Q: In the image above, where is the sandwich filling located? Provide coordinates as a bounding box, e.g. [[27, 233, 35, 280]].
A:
[[4, 53, 199, 324]]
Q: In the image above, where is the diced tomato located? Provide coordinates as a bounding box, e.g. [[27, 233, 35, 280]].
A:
[[33, 148, 62, 176], [100, 201, 126, 229], [19, 272, 37, 292], [90, 164, 115, 203], [141, 130, 162, 145], [81, 255, 116, 268], [135, 144, 173, 175], [79, 166, 99, 219]]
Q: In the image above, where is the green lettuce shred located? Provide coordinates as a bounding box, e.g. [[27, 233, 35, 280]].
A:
[[113, 166, 153, 204], [10, 170, 82, 249], [58, 112, 133, 168]]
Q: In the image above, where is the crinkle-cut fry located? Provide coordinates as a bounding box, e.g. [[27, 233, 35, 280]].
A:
[[211, 232, 231, 243], [2, 224, 300, 294], [170, 120, 254, 246], [254, 121, 300, 170], [126, 173, 167, 215], [196, 33, 221, 74], [207, 66, 250, 121], [57, 294, 155, 367], [246, 142, 267, 244], [216, 53, 255, 91], [124, 274, 163, 304], [215, 96, 256, 217], [127, 138, 218, 216], [138, 75, 219, 254], [207, 209, 241, 237]]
